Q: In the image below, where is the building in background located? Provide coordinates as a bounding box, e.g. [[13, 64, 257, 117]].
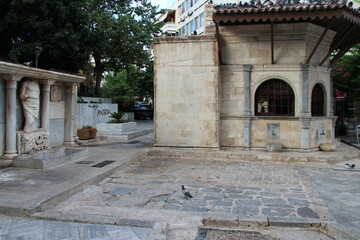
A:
[[159, 0, 232, 36], [158, 2, 177, 36]]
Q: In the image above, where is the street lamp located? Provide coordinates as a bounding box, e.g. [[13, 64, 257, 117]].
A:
[[34, 46, 43, 68]]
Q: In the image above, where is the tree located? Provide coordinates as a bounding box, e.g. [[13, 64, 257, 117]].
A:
[[85, 0, 163, 96], [0, 0, 90, 72], [333, 44, 360, 102]]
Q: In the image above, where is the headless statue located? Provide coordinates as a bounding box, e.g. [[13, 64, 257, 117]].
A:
[[20, 80, 40, 132]]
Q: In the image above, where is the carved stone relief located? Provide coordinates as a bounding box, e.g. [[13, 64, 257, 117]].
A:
[[50, 83, 62, 102]]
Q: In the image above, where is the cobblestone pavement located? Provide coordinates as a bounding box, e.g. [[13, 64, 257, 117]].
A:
[[57, 158, 330, 220], [42, 157, 335, 239], [0, 215, 154, 240]]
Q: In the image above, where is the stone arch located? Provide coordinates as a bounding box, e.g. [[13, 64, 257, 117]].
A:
[[311, 83, 326, 116], [254, 78, 295, 116]]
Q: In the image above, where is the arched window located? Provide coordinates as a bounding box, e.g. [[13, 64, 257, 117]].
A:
[[255, 79, 295, 116], [311, 84, 325, 116]]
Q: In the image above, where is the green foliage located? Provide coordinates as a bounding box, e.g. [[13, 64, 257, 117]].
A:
[[109, 112, 126, 123], [333, 44, 360, 102], [102, 70, 131, 98], [113, 95, 135, 112], [85, 0, 163, 96], [0, 0, 90, 72], [102, 60, 154, 104], [0, 0, 162, 96]]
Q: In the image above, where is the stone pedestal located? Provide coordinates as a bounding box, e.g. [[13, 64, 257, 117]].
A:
[[16, 129, 49, 155]]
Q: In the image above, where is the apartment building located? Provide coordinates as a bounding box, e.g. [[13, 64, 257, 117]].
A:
[[159, 0, 231, 36]]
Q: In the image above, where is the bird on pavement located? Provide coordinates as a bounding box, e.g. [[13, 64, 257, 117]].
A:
[[182, 185, 193, 198], [345, 163, 355, 169], [23, 61, 32, 67]]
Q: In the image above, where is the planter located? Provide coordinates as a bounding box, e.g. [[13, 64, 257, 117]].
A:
[[97, 122, 136, 133], [77, 127, 97, 140]]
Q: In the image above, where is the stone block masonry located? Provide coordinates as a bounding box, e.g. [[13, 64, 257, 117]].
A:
[[154, 35, 220, 148]]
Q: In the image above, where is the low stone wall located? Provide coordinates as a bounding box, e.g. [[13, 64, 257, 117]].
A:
[[79, 97, 112, 104], [97, 122, 136, 133], [77, 103, 117, 129]]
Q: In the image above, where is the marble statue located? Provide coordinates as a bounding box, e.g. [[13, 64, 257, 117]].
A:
[[20, 80, 40, 132]]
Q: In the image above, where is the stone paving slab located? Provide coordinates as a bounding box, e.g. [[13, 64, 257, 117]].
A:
[[0, 214, 166, 240], [38, 157, 337, 239], [0, 138, 151, 216]]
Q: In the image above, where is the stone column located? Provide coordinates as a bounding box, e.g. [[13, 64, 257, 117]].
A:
[[329, 69, 334, 116], [301, 64, 311, 151], [301, 64, 310, 118], [64, 83, 76, 145], [40, 80, 55, 130], [243, 65, 252, 117], [243, 65, 252, 149], [2, 75, 22, 158], [301, 119, 311, 152]]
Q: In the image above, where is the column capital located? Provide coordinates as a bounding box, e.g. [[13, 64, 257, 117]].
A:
[[1, 74, 23, 82], [41, 79, 56, 92], [243, 65, 253, 72], [1, 74, 23, 89], [65, 82, 76, 94], [301, 64, 310, 72]]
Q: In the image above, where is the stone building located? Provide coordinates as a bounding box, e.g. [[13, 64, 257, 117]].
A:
[[0, 61, 84, 162], [153, 1, 360, 151]]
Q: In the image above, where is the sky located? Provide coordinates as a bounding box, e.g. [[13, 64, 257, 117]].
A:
[[150, 0, 175, 9]]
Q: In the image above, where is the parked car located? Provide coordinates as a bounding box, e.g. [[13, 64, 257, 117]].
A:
[[134, 104, 153, 119]]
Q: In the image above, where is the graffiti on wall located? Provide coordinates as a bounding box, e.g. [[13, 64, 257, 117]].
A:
[[87, 105, 112, 117], [97, 109, 111, 117]]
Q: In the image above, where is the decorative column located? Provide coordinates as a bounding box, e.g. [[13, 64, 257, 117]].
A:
[[40, 80, 55, 130], [329, 69, 334, 116], [243, 64, 253, 149], [64, 82, 76, 145], [301, 64, 311, 151], [2, 75, 22, 158]]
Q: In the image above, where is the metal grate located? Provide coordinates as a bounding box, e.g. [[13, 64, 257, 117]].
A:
[[91, 160, 115, 168], [311, 84, 325, 116], [255, 79, 295, 116], [76, 161, 94, 165]]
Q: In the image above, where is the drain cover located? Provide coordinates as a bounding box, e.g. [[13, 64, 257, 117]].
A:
[[91, 160, 115, 168], [75, 161, 94, 165], [196, 228, 277, 240]]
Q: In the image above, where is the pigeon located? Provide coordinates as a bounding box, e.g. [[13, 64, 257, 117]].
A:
[[23, 61, 32, 67], [345, 163, 355, 169], [182, 185, 193, 198]]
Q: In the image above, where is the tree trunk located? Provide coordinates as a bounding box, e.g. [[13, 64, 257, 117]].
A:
[[94, 56, 104, 97]]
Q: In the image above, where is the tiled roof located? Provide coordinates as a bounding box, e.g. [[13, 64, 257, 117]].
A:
[[214, 1, 360, 15], [212, 1, 360, 66]]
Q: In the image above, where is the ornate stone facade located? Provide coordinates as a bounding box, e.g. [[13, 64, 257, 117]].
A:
[[154, 3, 359, 152]]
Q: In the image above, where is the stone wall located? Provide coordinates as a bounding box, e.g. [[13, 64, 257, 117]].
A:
[[78, 97, 112, 104], [219, 23, 335, 66], [154, 35, 220, 148], [77, 103, 118, 129], [217, 23, 335, 150]]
